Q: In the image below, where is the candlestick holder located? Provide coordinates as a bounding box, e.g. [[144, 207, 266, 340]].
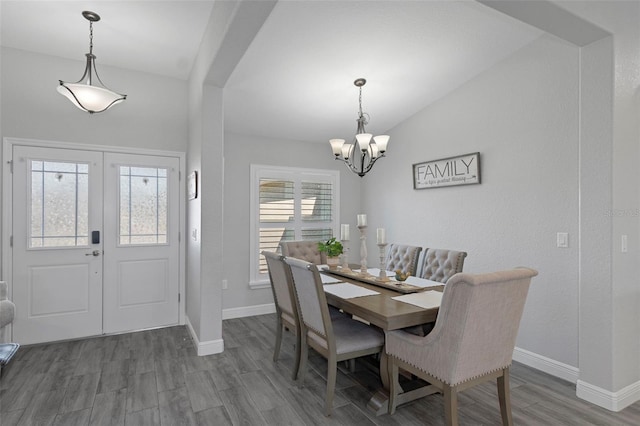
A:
[[377, 243, 389, 282], [340, 239, 352, 272], [357, 225, 369, 276]]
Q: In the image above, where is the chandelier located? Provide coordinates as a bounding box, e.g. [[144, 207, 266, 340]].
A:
[[57, 11, 127, 114], [329, 78, 389, 177]]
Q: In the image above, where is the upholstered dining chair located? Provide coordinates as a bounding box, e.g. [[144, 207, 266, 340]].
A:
[[262, 250, 303, 380], [418, 248, 467, 282], [280, 240, 327, 264], [386, 267, 538, 425], [385, 244, 422, 276], [285, 257, 385, 416]]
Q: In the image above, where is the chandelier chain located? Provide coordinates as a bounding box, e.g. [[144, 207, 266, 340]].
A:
[[89, 21, 93, 54]]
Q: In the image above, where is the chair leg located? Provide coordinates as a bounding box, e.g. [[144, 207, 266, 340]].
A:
[[348, 358, 356, 373], [497, 367, 513, 426], [443, 385, 458, 426], [291, 325, 302, 381], [325, 354, 337, 416], [273, 317, 283, 362], [298, 333, 309, 386], [388, 357, 400, 414]]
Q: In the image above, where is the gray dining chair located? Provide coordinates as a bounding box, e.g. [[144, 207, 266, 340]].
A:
[[262, 250, 302, 380], [285, 257, 384, 416], [386, 267, 538, 425], [280, 240, 327, 264], [418, 248, 467, 282], [385, 244, 422, 276]]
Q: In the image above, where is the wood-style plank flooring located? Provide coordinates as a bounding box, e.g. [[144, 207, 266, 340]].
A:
[[1, 313, 639, 425]]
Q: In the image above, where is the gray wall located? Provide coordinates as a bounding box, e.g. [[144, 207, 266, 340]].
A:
[[222, 133, 362, 311], [361, 34, 580, 366], [0, 46, 188, 280]]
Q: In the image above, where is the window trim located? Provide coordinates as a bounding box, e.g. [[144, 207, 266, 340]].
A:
[[249, 164, 340, 288]]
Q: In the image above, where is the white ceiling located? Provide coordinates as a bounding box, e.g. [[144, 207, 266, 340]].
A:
[[1, 1, 543, 144]]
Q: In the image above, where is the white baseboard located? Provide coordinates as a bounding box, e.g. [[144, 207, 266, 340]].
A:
[[185, 316, 224, 356], [577, 379, 640, 412], [222, 302, 276, 320], [512, 347, 579, 384]]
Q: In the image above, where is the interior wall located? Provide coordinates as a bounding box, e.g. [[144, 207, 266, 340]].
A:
[[0, 46, 188, 280], [559, 0, 640, 396], [361, 34, 580, 367], [222, 133, 362, 311]]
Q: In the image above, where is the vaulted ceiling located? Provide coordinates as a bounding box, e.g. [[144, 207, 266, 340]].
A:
[[1, 1, 543, 143]]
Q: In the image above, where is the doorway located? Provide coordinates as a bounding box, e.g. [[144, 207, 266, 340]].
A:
[[4, 140, 184, 345]]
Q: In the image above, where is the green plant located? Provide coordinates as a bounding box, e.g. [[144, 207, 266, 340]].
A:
[[317, 237, 343, 257]]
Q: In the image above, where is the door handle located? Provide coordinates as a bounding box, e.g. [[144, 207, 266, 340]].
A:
[[85, 250, 101, 257]]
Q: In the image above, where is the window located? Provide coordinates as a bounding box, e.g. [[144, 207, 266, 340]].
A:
[[29, 160, 89, 248], [118, 166, 168, 245], [250, 165, 340, 287]]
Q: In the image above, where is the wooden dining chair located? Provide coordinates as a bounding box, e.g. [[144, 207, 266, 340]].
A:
[[262, 250, 303, 380], [285, 257, 385, 416], [280, 240, 327, 264], [385, 244, 422, 276], [386, 267, 538, 425]]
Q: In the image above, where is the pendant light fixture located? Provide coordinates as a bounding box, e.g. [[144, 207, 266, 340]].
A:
[[57, 11, 126, 114], [329, 78, 389, 177]]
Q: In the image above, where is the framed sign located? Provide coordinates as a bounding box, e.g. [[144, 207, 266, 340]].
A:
[[187, 171, 198, 200], [413, 152, 480, 190]]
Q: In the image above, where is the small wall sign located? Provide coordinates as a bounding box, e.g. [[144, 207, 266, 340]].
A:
[[413, 152, 480, 190]]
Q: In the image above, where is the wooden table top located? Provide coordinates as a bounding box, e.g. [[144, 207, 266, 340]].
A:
[[322, 270, 443, 331]]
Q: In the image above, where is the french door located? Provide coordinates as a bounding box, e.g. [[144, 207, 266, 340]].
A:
[[11, 145, 181, 344]]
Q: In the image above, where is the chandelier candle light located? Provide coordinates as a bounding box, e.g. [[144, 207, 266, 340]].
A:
[[57, 11, 127, 114], [330, 78, 390, 177], [340, 224, 352, 272], [357, 214, 369, 276], [376, 228, 389, 282]]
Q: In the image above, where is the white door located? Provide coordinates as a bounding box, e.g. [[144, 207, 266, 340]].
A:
[[11, 146, 181, 344], [103, 153, 180, 334], [12, 146, 104, 344]]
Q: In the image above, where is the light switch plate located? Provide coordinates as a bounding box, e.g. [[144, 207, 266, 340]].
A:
[[557, 232, 569, 248]]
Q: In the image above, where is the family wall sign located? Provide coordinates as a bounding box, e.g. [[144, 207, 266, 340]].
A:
[[412, 152, 481, 189]]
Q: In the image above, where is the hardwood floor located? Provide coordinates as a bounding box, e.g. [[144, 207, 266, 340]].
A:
[[1, 313, 639, 425]]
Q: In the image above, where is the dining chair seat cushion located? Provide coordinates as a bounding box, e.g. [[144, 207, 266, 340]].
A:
[[308, 318, 384, 355]]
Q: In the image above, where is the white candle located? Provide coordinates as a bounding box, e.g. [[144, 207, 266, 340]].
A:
[[357, 214, 367, 227], [340, 224, 350, 241], [377, 228, 386, 244]]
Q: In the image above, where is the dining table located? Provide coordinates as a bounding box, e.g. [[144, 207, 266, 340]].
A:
[[321, 265, 444, 415]]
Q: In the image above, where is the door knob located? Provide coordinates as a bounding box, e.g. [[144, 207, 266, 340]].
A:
[[85, 250, 101, 257]]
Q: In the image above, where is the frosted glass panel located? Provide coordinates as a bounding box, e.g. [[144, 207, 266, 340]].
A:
[[30, 160, 89, 248], [119, 166, 168, 245]]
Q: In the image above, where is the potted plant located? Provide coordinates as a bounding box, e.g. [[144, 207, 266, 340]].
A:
[[318, 237, 344, 269]]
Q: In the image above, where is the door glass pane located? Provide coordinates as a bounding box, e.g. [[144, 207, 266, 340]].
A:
[[29, 160, 89, 248], [119, 166, 168, 245]]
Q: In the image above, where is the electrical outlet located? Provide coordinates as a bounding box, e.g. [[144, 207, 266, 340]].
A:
[[222, 279, 228, 290], [622, 235, 628, 253]]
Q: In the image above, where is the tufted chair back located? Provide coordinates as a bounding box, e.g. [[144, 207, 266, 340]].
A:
[[385, 244, 422, 276], [418, 248, 467, 283], [280, 240, 327, 264]]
